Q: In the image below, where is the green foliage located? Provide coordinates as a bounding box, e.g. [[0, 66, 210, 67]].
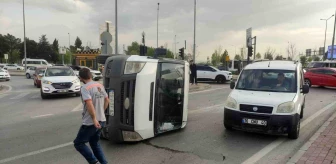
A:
[[312, 55, 320, 61], [264, 53, 273, 60], [74, 37, 83, 50], [307, 57, 313, 62], [275, 55, 283, 60], [211, 50, 221, 66], [125, 41, 174, 59], [300, 56, 307, 67], [256, 52, 261, 59], [234, 54, 241, 60]]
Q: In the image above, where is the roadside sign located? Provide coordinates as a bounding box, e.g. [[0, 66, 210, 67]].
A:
[[225, 55, 230, 61], [59, 47, 66, 54], [4, 54, 8, 60], [246, 28, 252, 47]]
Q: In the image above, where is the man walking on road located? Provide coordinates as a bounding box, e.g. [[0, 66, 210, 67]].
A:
[[190, 60, 197, 85], [74, 68, 109, 164]]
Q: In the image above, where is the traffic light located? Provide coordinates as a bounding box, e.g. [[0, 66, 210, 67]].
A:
[[179, 48, 184, 60], [248, 47, 253, 57]]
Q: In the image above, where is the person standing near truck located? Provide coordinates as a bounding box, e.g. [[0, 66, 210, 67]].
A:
[[189, 60, 197, 85], [74, 68, 109, 164]]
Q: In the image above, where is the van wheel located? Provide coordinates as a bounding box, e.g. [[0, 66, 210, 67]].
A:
[[288, 119, 300, 139]]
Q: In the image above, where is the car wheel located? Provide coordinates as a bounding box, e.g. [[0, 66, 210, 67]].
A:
[[216, 76, 226, 84], [26, 73, 31, 79], [17, 68, 20, 70], [304, 79, 311, 87], [6, 79, 10, 81], [300, 106, 304, 119], [288, 119, 300, 139], [41, 89, 48, 99]]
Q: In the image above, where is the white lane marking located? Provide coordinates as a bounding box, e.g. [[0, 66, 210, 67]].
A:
[[71, 103, 83, 112], [0, 142, 73, 164], [242, 101, 336, 164], [31, 94, 40, 99], [31, 114, 54, 119], [10, 93, 30, 99], [189, 86, 229, 95]]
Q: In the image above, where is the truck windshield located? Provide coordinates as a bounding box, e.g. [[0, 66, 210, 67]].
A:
[[235, 69, 297, 93]]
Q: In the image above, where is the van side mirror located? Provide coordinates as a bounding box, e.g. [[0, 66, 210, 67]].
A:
[[302, 84, 309, 94], [230, 81, 235, 89]]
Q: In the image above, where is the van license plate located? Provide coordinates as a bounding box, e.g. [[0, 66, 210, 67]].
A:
[[242, 118, 267, 126]]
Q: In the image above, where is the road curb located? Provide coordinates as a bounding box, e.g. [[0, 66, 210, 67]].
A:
[[287, 105, 336, 164], [189, 84, 211, 92]]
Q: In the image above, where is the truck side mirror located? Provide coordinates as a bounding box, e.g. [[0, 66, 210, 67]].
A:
[[230, 81, 235, 89], [302, 84, 309, 94]]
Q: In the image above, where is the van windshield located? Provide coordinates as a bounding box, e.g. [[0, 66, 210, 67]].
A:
[[236, 69, 297, 93]]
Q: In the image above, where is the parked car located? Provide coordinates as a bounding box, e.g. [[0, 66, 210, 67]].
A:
[[40, 66, 80, 99], [33, 67, 47, 88], [306, 61, 336, 69], [224, 60, 309, 139], [3, 64, 24, 70], [0, 68, 10, 81], [70, 65, 103, 81], [25, 66, 36, 79], [304, 67, 336, 87], [196, 65, 232, 83]]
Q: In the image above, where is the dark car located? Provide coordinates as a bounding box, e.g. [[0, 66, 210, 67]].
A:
[[33, 67, 47, 88]]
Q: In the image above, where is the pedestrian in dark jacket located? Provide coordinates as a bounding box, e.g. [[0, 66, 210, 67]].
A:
[[189, 60, 197, 85]]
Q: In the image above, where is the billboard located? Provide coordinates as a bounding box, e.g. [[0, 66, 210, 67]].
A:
[[327, 45, 336, 59]]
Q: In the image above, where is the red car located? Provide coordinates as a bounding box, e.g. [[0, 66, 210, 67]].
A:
[[304, 68, 336, 87], [33, 67, 47, 88]]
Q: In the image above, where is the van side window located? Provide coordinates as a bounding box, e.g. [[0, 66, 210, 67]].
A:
[[42, 61, 47, 65]]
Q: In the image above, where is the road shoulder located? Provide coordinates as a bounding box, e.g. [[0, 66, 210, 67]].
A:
[[0, 84, 11, 94]]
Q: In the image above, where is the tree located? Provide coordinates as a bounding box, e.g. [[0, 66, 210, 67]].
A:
[[312, 55, 320, 61], [37, 35, 53, 61], [3, 34, 21, 62], [74, 37, 83, 50], [264, 47, 275, 60], [256, 52, 261, 59], [234, 54, 241, 60], [19, 38, 38, 59], [52, 39, 59, 53], [300, 56, 307, 67], [275, 55, 283, 60], [125, 42, 140, 55], [10, 49, 21, 63], [307, 56, 313, 62], [287, 42, 297, 61]]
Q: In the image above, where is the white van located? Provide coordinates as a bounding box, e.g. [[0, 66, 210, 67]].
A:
[[224, 61, 309, 139], [22, 58, 52, 68]]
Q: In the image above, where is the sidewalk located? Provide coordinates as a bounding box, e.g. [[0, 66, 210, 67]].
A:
[[289, 112, 336, 164]]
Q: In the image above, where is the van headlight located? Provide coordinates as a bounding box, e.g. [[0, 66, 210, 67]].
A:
[[277, 102, 295, 113], [124, 62, 146, 74], [43, 80, 53, 84], [225, 96, 237, 109]]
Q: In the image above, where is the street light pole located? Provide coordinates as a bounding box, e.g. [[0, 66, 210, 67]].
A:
[[193, 0, 196, 62], [157, 3, 160, 48], [23, 0, 27, 71], [174, 35, 176, 58], [115, 0, 118, 55], [331, 10, 336, 60], [67, 33, 70, 65], [321, 14, 334, 59]]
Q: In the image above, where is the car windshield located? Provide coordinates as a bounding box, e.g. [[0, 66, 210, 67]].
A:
[[45, 68, 74, 77], [236, 69, 297, 93]]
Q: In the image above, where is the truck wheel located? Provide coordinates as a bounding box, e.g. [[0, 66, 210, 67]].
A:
[[97, 55, 111, 65], [288, 119, 300, 139]]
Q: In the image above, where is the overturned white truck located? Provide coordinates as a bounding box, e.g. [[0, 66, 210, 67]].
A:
[[97, 54, 189, 143]]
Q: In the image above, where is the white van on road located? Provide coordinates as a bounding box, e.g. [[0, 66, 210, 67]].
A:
[[22, 58, 52, 68], [224, 61, 309, 139]]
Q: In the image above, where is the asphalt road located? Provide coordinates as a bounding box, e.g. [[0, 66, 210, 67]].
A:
[[0, 77, 336, 164]]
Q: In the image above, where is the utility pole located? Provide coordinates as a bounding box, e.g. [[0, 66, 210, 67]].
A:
[[253, 36, 257, 60], [115, 0, 118, 55], [331, 10, 336, 60], [174, 35, 176, 58], [193, 0, 196, 62], [23, 0, 27, 71], [68, 33, 70, 64], [157, 3, 160, 48]]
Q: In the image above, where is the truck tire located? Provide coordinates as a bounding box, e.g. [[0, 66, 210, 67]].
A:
[[97, 55, 111, 65]]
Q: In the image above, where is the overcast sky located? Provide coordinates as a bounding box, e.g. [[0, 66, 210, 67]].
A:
[[0, 0, 335, 61]]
